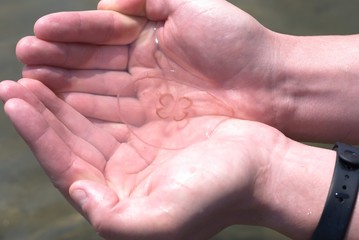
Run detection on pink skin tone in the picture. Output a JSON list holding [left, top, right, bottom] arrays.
[[2, 0, 359, 239]]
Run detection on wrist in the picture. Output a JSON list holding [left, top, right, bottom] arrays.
[[273, 33, 359, 143], [222, 28, 285, 126], [222, 128, 359, 239], [260, 141, 337, 239], [220, 121, 290, 227], [348, 195, 359, 239]]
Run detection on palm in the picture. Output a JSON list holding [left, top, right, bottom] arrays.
[[101, 0, 270, 84], [10, 3, 280, 238], [18, 2, 273, 123], [0, 79, 265, 239]]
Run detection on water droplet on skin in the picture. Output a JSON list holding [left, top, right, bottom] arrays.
[[154, 26, 159, 45]]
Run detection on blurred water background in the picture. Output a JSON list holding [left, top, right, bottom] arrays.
[[0, 0, 358, 239]]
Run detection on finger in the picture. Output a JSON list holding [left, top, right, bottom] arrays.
[[69, 180, 119, 234], [22, 66, 136, 97], [98, 0, 174, 21], [2, 78, 139, 140], [0, 80, 110, 170], [97, 0, 173, 21], [17, 36, 128, 70], [0, 80, 45, 111], [60, 92, 145, 126], [2, 97, 106, 191], [17, 79, 122, 161], [98, 0, 147, 17], [69, 179, 143, 239], [69, 179, 178, 239], [90, 118, 130, 143], [34, 10, 147, 45]]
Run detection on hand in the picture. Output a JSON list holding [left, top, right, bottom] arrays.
[[99, 0, 359, 145], [17, 1, 281, 128], [0, 79, 285, 239]]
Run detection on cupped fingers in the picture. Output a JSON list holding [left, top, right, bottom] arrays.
[[34, 10, 147, 45], [16, 36, 128, 70], [0, 80, 46, 111], [22, 66, 136, 97], [3, 98, 104, 184], [17, 78, 122, 161], [0, 81, 107, 189], [60, 92, 145, 126], [98, 0, 148, 17], [89, 118, 130, 143], [97, 0, 173, 21]]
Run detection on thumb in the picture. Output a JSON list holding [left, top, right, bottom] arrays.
[[97, 0, 174, 21], [69, 180, 119, 219], [98, 0, 147, 17]]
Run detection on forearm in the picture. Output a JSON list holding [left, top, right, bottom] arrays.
[[274, 33, 359, 144], [260, 141, 359, 239]]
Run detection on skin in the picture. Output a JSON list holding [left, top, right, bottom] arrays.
[[0, 78, 289, 239], [17, 3, 276, 127], [2, 0, 359, 238], [3, 78, 352, 239], [19, 0, 359, 144], [96, 0, 359, 144]]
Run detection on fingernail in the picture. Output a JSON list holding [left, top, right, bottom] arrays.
[[71, 189, 88, 207]]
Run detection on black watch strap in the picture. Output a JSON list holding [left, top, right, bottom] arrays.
[[312, 142, 359, 240]]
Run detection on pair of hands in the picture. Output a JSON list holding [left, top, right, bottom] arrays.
[[1, 0, 288, 239]]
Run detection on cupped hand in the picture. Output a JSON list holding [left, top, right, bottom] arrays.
[[0, 79, 283, 239], [17, 1, 281, 128], [97, 0, 276, 83]]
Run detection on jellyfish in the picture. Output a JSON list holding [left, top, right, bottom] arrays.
[[116, 23, 233, 153]]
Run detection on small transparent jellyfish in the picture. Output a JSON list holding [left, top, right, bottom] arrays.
[[156, 93, 193, 121], [116, 23, 232, 153]]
